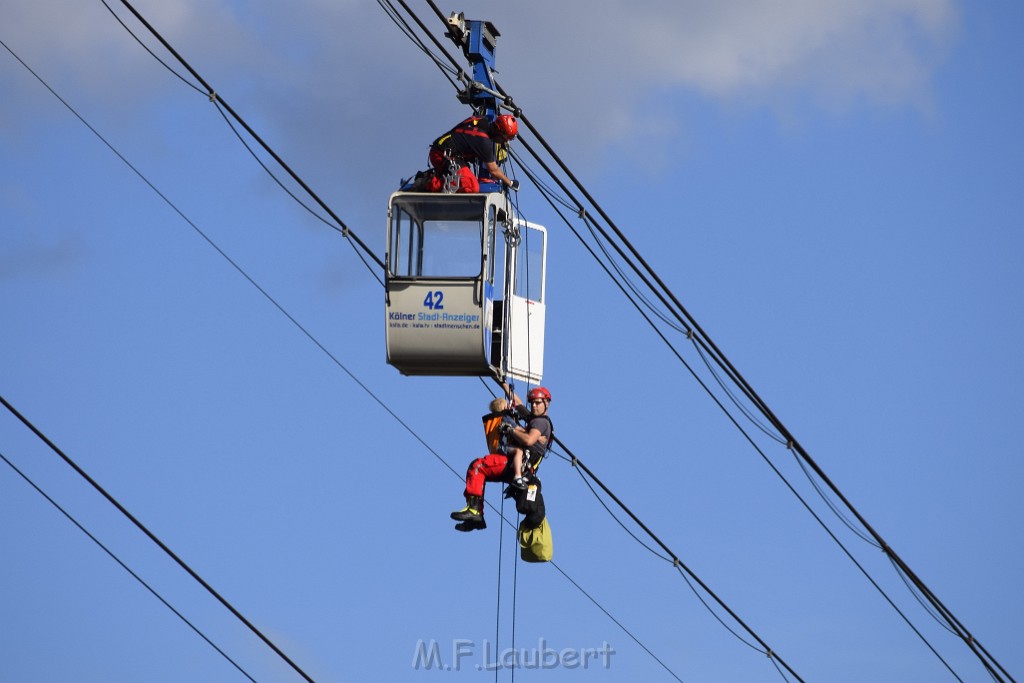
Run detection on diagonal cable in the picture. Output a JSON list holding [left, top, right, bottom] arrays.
[[111, 0, 384, 272], [0, 448, 260, 683], [0, 393, 320, 683]]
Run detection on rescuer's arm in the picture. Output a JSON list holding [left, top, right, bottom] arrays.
[[511, 424, 546, 448], [484, 160, 516, 188]]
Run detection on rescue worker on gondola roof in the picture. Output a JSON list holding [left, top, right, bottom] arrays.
[[428, 113, 520, 193]]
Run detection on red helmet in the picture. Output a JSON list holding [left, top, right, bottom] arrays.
[[527, 387, 551, 402], [492, 114, 518, 141]]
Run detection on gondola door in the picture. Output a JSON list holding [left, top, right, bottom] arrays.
[[503, 220, 546, 384]]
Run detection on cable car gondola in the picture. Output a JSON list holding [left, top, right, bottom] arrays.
[[385, 190, 546, 383]]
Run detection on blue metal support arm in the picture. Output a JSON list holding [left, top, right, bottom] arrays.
[[447, 13, 501, 118]]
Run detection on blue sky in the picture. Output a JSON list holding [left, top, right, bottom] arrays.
[[2, 1, 1022, 681]]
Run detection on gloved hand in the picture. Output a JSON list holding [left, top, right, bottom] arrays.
[[507, 179, 520, 192], [499, 421, 516, 435]]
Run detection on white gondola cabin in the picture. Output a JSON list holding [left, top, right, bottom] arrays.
[[385, 191, 546, 383]]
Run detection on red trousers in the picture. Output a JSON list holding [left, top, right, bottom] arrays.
[[428, 149, 480, 193], [464, 453, 511, 498]]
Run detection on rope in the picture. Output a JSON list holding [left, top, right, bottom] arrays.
[[511, 510, 520, 682], [494, 492, 505, 683]]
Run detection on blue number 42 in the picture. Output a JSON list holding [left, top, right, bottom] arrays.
[[423, 290, 445, 310]]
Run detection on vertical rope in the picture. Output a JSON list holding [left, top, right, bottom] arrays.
[[511, 512, 520, 682], [494, 493, 505, 683]]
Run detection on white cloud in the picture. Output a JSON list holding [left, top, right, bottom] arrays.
[[2, 0, 958, 188], [482, 0, 956, 156], [633, 0, 955, 95]]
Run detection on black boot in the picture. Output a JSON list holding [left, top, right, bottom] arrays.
[[450, 495, 483, 522], [454, 518, 487, 532]]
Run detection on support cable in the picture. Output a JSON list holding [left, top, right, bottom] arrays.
[[509, 152, 697, 349], [887, 554, 960, 636], [99, 0, 203, 95], [209, 101, 384, 287], [394, 0, 522, 121], [513, 125, 763, 414], [0, 394, 320, 683], [376, 0, 461, 90], [397, 0, 464, 68], [787, 446, 879, 547], [510, 149, 785, 445], [100, 0, 380, 283], [110, 0, 385, 272], [551, 432, 969, 682], [0, 449, 260, 683], [548, 433, 807, 682], [567, 460, 671, 563], [687, 334, 789, 445], [546, 560, 686, 683]]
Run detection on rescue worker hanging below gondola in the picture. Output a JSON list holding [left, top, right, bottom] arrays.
[[426, 114, 520, 193], [451, 385, 553, 531]]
